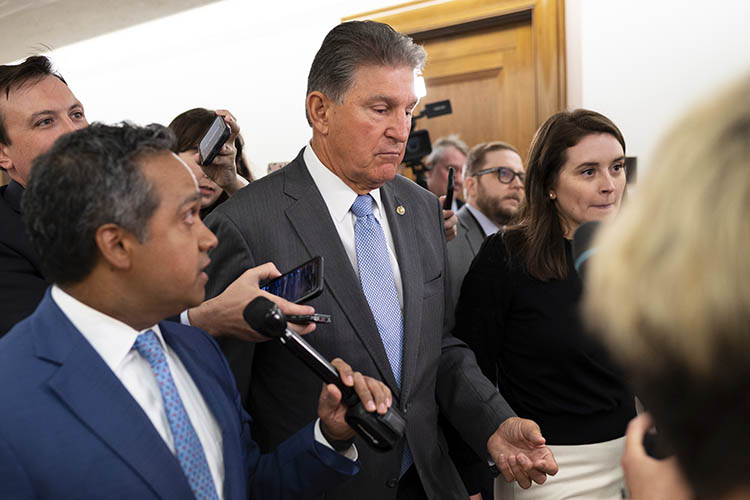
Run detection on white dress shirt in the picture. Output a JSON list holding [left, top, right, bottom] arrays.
[[51, 286, 226, 497], [53, 287, 357, 477], [466, 202, 501, 236], [303, 144, 404, 308]]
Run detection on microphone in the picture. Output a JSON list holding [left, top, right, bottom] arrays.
[[242, 296, 406, 451], [572, 221, 601, 276]]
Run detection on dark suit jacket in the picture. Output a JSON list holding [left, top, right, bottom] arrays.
[[0, 290, 358, 500], [204, 150, 513, 500], [446, 205, 487, 307], [0, 181, 48, 336]]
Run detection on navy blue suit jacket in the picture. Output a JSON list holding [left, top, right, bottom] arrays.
[[0, 290, 358, 499]]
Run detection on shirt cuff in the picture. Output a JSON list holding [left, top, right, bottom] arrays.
[[180, 309, 191, 326], [314, 419, 358, 461]]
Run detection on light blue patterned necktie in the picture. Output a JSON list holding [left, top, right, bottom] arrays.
[[133, 330, 219, 500], [351, 194, 412, 475]]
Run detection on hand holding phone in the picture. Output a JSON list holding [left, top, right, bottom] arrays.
[[443, 166, 455, 210], [260, 256, 324, 303], [198, 114, 231, 166]]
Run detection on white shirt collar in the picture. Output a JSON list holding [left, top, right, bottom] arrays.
[[303, 143, 386, 219], [50, 285, 163, 374], [466, 202, 502, 236]]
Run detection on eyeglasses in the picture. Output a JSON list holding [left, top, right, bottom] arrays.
[[473, 166, 525, 184]]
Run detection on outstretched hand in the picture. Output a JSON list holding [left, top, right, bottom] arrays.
[[487, 417, 558, 489]]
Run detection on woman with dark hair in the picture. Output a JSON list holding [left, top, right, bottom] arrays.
[[453, 109, 635, 499], [169, 108, 253, 218]]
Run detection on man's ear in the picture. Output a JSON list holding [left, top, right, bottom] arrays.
[[0, 143, 13, 173], [95, 223, 136, 272], [306, 91, 332, 135], [464, 174, 477, 201]]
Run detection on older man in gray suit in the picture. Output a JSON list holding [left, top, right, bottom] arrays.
[[204, 21, 556, 500], [447, 141, 525, 305]]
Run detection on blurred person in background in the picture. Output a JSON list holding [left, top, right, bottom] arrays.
[[424, 134, 468, 212], [454, 109, 635, 499], [584, 75, 750, 500], [169, 107, 253, 219]]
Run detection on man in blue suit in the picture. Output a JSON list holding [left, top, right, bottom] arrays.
[[0, 122, 393, 499]]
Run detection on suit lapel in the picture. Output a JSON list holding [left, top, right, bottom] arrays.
[[282, 156, 401, 393], [460, 207, 485, 254], [380, 182, 422, 403], [33, 293, 194, 500]]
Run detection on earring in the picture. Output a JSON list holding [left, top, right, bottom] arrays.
[[549, 192, 555, 200]]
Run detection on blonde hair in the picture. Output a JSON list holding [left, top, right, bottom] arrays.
[[584, 74, 750, 375]]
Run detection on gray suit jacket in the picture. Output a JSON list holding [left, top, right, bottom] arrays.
[[204, 150, 513, 500], [446, 205, 487, 307]]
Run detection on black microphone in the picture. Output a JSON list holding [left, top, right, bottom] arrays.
[[242, 296, 406, 451], [572, 221, 601, 276]]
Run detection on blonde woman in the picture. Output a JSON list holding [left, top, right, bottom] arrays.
[[584, 75, 750, 500]]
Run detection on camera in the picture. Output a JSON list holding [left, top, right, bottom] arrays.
[[403, 100, 453, 188]]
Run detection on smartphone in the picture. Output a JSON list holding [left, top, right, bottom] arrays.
[[198, 114, 231, 166], [261, 256, 324, 303], [286, 313, 332, 325], [443, 166, 455, 210]]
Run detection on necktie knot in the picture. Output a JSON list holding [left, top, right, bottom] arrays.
[[133, 329, 163, 366], [351, 194, 374, 218]]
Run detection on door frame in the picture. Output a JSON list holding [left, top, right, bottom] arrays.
[[343, 0, 566, 125]]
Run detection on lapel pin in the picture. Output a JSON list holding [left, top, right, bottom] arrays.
[[396, 205, 406, 215]]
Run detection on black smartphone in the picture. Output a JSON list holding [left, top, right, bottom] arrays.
[[286, 313, 332, 325], [261, 256, 324, 303], [198, 114, 231, 166], [443, 166, 455, 210]]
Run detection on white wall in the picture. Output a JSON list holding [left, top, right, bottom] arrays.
[[27, 0, 750, 179], [567, 0, 750, 174], [47, 0, 389, 179]]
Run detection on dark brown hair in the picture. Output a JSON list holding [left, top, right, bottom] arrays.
[[0, 56, 67, 145], [168, 108, 254, 216], [506, 109, 625, 281]]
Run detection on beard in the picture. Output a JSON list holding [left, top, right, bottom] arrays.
[[476, 186, 521, 227]]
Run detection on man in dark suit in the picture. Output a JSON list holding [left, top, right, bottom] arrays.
[[0, 56, 89, 334], [204, 21, 557, 500], [447, 141, 525, 304], [0, 122, 399, 499], [0, 56, 313, 338], [424, 134, 468, 212]]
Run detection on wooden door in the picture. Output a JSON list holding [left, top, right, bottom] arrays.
[[345, 0, 565, 165]]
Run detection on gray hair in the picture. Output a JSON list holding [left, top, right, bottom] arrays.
[[306, 20, 426, 124], [22, 122, 175, 285], [425, 134, 469, 168]]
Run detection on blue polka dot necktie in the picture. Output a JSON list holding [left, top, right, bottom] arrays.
[[351, 194, 412, 475], [133, 330, 219, 500]]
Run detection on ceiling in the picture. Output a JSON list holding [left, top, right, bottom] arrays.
[[0, 0, 222, 64]]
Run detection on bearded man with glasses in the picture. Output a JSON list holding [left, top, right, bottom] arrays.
[[446, 141, 525, 305]]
